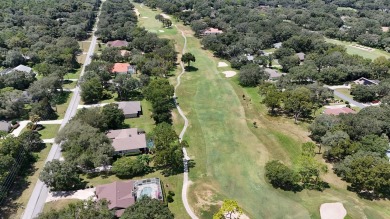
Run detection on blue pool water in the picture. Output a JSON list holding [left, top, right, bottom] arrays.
[[140, 187, 153, 197]]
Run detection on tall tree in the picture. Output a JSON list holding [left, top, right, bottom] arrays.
[[80, 77, 104, 104], [39, 160, 82, 191], [181, 52, 196, 67], [213, 200, 243, 219], [284, 87, 313, 124], [121, 197, 174, 219]]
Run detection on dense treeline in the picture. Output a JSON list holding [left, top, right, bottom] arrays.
[[308, 106, 390, 198], [0, 131, 44, 202], [0, 0, 100, 68], [0, 0, 101, 120]]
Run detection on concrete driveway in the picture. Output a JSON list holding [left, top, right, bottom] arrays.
[[46, 188, 95, 202]]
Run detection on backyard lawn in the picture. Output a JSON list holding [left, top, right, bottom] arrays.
[[7, 144, 52, 219], [124, 100, 155, 133], [137, 4, 390, 219]]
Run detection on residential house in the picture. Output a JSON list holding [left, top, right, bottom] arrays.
[[296, 52, 305, 62], [0, 121, 11, 132], [95, 178, 163, 217], [95, 181, 135, 217], [117, 101, 142, 118], [0, 64, 34, 76], [202, 28, 223, 35], [106, 128, 147, 155], [324, 107, 356, 116], [111, 63, 136, 74], [273, 42, 282, 49], [107, 40, 128, 48], [265, 68, 284, 80], [354, 77, 380, 86]]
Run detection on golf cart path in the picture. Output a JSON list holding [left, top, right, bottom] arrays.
[[174, 25, 198, 219]]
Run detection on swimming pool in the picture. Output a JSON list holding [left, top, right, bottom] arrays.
[[140, 186, 153, 197]]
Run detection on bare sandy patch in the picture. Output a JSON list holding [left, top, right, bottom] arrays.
[[382, 27, 389, 32], [218, 62, 228, 67], [161, 13, 171, 19], [222, 71, 237, 78], [351, 44, 374, 52], [320, 202, 347, 219], [133, 8, 140, 16], [159, 30, 165, 32], [141, 16, 148, 19]]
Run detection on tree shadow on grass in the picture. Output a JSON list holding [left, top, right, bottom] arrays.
[[184, 66, 198, 72]]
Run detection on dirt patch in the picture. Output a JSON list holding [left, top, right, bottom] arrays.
[[222, 71, 237, 78], [218, 62, 228, 67], [320, 202, 347, 219], [192, 183, 221, 212]]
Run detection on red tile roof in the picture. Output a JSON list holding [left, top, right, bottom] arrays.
[[95, 181, 135, 217], [111, 63, 130, 73], [107, 40, 128, 47], [324, 107, 356, 116]]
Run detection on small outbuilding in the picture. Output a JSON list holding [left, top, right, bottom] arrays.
[[296, 52, 305, 62]]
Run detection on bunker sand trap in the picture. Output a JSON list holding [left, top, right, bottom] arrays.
[[222, 71, 237, 78], [320, 202, 347, 219], [218, 62, 228, 67], [161, 13, 170, 19], [351, 44, 374, 52], [133, 8, 140, 16]]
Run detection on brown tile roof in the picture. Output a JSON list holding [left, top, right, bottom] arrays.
[[117, 101, 141, 116], [107, 40, 128, 47], [96, 181, 135, 217], [111, 63, 130, 73], [324, 107, 356, 116], [106, 128, 147, 152]]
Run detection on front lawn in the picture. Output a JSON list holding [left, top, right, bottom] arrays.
[[6, 144, 52, 219], [38, 124, 61, 139]]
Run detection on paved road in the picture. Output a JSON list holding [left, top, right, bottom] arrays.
[[21, 5, 101, 219], [333, 90, 366, 109], [174, 25, 199, 219]]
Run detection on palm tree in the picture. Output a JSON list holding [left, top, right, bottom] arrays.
[[29, 114, 41, 130]]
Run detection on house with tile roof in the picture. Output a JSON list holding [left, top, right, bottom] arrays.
[[107, 40, 128, 48], [106, 128, 147, 155]]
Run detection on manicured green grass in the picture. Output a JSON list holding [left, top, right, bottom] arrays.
[[62, 80, 77, 89], [38, 124, 61, 139], [56, 92, 73, 119], [124, 100, 155, 133], [335, 88, 353, 99], [337, 6, 357, 12], [325, 38, 390, 60], [7, 144, 52, 219], [136, 4, 390, 219], [64, 68, 81, 80]]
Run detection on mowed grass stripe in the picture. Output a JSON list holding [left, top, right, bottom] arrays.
[[178, 34, 310, 218]]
